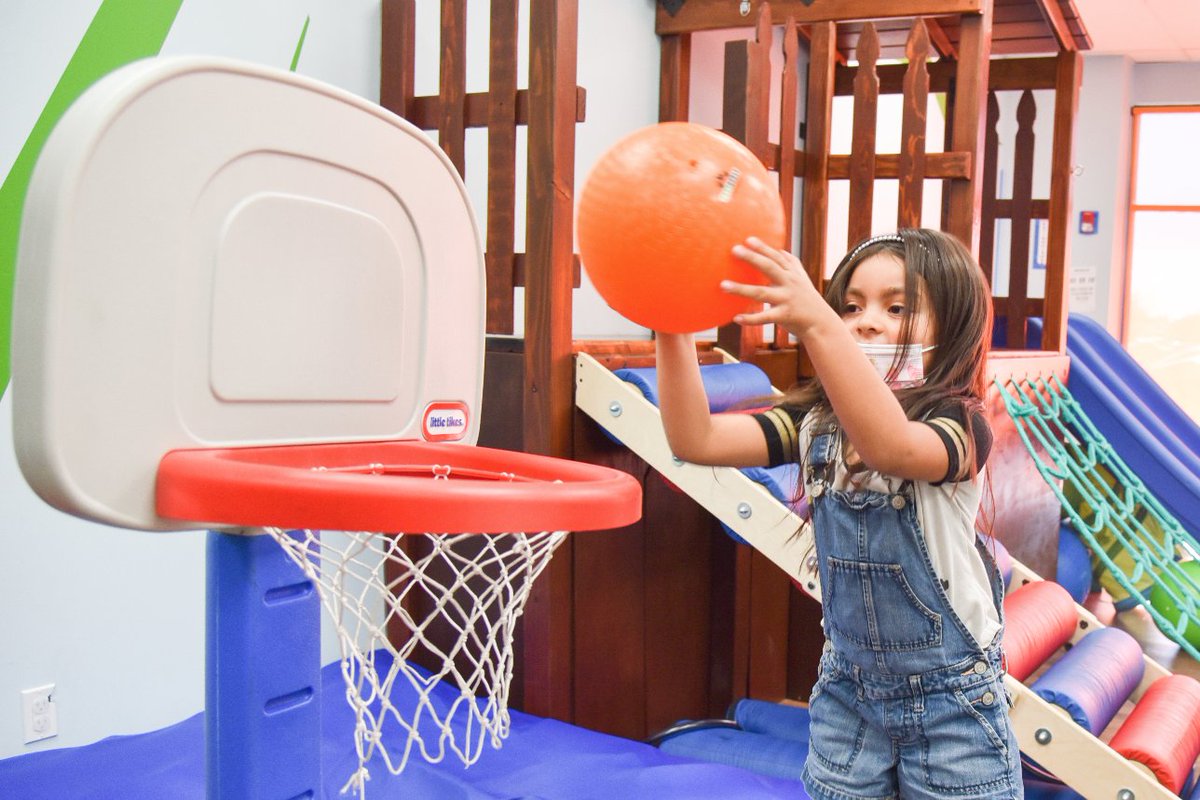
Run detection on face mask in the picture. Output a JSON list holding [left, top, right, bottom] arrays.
[[857, 342, 936, 389]]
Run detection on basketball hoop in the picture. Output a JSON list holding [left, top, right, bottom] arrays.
[[159, 440, 640, 795]]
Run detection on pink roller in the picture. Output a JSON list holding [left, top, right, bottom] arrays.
[[1002, 580, 1078, 682], [1109, 674, 1200, 793]]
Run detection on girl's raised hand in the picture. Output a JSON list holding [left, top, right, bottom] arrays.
[[721, 237, 827, 338]]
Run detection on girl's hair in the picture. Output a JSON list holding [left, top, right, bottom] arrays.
[[781, 227, 993, 427]]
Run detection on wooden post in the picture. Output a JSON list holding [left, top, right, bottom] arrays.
[[801, 21, 836, 294], [847, 22, 879, 247], [1006, 91, 1036, 349], [1040, 50, 1081, 353], [486, 1, 519, 334], [438, 0, 467, 176], [521, 0, 579, 722], [897, 20, 930, 229], [659, 33, 691, 122], [379, 0, 414, 119], [944, 5, 992, 254]]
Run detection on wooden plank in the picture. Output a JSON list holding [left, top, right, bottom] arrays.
[[898, 19, 930, 228], [1032, 0, 1077, 52], [718, 6, 772, 358], [943, 4, 992, 253], [1040, 50, 1081, 353], [1005, 90, 1037, 349], [801, 21, 836, 298], [925, 16, 957, 59], [979, 92, 1000, 284], [748, 548, 792, 701], [485, 0, 519, 335], [834, 56, 1056, 97], [847, 22, 879, 247], [992, 198, 1051, 219], [408, 86, 587, 130], [521, 0, 579, 722], [827, 151, 971, 179], [656, 0, 983, 35], [438, 0, 467, 175], [379, 0, 415, 119], [658, 33, 691, 122], [776, 19, 800, 350]]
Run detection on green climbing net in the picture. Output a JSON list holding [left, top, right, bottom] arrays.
[[995, 373, 1200, 661]]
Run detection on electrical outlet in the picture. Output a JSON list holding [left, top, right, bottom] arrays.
[[21, 684, 57, 744]]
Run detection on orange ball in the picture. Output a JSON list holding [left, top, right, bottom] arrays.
[[577, 122, 786, 334]]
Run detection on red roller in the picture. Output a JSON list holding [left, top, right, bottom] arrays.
[[1110, 674, 1200, 793], [1002, 580, 1078, 682]]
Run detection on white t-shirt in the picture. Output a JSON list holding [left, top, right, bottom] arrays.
[[754, 402, 1001, 649]]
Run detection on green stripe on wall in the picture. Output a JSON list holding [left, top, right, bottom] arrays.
[[0, 0, 184, 395]]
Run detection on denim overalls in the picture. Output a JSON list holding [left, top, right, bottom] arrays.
[[800, 428, 1023, 800]]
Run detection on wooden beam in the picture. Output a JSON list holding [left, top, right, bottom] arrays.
[[379, 0, 415, 119], [485, 0, 519, 334], [658, 33, 691, 121], [827, 151, 971, 179], [657, 0, 983, 35], [801, 21, 836, 295], [925, 16, 957, 59], [1032, 0, 1077, 52], [718, 4, 772, 357], [438, 0, 467, 175], [521, 0, 579, 723], [944, 3, 992, 253], [834, 55, 1057, 96], [898, 20, 931, 228], [847, 21, 880, 247], [407, 87, 587, 130], [1040, 49, 1082, 353]]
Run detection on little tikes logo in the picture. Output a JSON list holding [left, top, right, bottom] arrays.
[[422, 401, 469, 441]]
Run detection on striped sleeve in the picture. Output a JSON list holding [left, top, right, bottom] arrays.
[[751, 405, 805, 467], [924, 401, 992, 485]]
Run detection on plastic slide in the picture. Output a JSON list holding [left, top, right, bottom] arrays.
[[1028, 314, 1200, 546]]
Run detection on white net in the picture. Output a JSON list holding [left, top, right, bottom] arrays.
[[265, 511, 567, 796]]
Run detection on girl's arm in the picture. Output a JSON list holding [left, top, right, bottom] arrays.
[[724, 238, 950, 482], [654, 332, 771, 467]]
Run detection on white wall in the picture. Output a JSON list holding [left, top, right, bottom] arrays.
[[4, 0, 1193, 762], [1066, 55, 1200, 333], [0, 0, 661, 760]]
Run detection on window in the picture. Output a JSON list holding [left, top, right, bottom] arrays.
[[1126, 107, 1200, 423]]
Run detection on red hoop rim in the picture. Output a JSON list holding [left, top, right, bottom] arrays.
[[156, 440, 642, 533]]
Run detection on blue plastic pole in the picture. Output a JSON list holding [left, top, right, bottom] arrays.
[[206, 530, 323, 800]]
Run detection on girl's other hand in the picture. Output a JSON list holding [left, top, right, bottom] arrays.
[[722, 237, 827, 338]]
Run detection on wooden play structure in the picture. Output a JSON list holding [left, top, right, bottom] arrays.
[[378, 0, 1186, 778]]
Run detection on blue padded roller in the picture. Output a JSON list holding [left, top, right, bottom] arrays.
[[1031, 627, 1144, 735], [615, 362, 774, 413], [730, 699, 810, 745], [656, 725, 810, 782], [1056, 522, 1093, 603], [615, 362, 793, 546]]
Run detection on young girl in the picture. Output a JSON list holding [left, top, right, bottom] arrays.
[[655, 229, 1021, 799]]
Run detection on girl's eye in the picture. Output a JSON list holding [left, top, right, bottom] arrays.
[[842, 303, 861, 315], [888, 304, 906, 315]]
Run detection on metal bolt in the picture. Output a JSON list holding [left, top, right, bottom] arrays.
[[1034, 728, 1052, 745], [739, 0, 751, 16], [1117, 791, 1134, 800], [737, 502, 752, 519], [672, 456, 684, 466], [608, 401, 622, 417]]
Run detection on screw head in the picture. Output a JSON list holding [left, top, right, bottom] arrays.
[[1034, 728, 1052, 745], [608, 401, 623, 417], [737, 502, 752, 519], [739, 0, 751, 15], [1117, 791, 1134, 800]]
